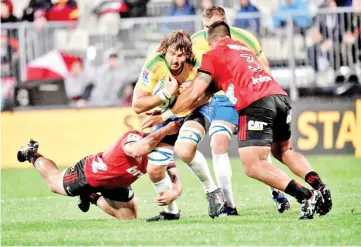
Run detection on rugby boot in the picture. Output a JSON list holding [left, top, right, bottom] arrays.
[[78, 193, 101, 212], [146, 211, 180, 222], [78, 193, 90, 212], [17, 139, 39, 162], [272, 190, 291, 213], [220, 202, 238, 216], [299, 190, 323, 220], [206, 188, 225, 219], [317, 185, 332, 216]]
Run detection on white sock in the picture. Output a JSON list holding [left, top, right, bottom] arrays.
[[152, 175, 179, 214], [212, 153, 235, 208], [187, 150, 218, 193], [267, 154, 280, 196]]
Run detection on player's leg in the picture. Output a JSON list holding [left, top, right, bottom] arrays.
[[174, 110, 224, 218], [237, 96, 322, 219], [271, 96, 332, 215], [146, 144, 180, 221], [209, 119, 238, 215], [17, 139, 67, 195], [95, 187, 138, 220]]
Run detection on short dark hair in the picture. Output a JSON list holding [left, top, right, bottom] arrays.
[[207, 20, 231, 40], [202, 6, 226, 20]]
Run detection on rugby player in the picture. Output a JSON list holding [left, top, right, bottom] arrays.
[[133, 30, 225, 220], [143, 21, 332, 220], [17, 121, 182, 220], [190, 6, 290, 215]]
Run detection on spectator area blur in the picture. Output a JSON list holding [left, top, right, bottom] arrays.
[[1, 0, 361, 111]]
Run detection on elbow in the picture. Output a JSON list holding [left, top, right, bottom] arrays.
[[132, 101, 144, 115]]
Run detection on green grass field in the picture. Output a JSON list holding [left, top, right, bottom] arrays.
[[1, 156, 361, 246]]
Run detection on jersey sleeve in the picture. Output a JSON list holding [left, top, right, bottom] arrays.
[[136, 55, 164, 93], [198, 52, 215, 77], [120, 131, 144, 149]]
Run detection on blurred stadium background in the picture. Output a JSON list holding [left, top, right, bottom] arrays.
[[1, 0, 361, 245]]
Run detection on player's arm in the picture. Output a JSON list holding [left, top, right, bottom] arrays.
[[132, 64, 178, 114], [156, 165, 182, 206], [123, 122, 180, 157], [167, 72, 211, 117], [167, 165, 182, 197]]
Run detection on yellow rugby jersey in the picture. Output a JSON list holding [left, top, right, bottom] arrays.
[[191, 26, 265, 61], [136, 53, 199, 117]]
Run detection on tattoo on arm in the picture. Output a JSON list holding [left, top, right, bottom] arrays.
[[197, 72, 212, 84]]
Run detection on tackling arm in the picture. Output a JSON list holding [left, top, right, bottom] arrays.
[[161, 72, 212, 120], [124, 122, 179, 157], [167, 166, 182, 197]]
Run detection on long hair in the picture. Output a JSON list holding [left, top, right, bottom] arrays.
[[157, 30, 194, 61]]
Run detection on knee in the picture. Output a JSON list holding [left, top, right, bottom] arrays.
[[243, 163, 259, 179], [147, 165, 166, 183], [48, 183, 57, 193], [210, 135, 229, 154], [271, 141, 292, 162], [174, 143, 195, 164]]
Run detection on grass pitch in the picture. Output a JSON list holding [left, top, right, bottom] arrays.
[[1, 156, 361, 246]]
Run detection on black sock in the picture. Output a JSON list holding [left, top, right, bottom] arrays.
[[29, 152, 43, 166], [285, 180, 312, 203], [305, 171, 325, 190], [89, 193, 101, 205]]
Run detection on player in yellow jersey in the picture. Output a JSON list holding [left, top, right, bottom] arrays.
[[132, 30, 225, 221], [191, 6, 290, 215]]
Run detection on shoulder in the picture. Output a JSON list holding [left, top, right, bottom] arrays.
[[143, 53, 166, 72], [191, 30, 206, 41], [122, 131, 144, 142], [230, 26, 262, 55]]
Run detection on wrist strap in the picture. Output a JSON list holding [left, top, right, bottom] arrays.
[[157, 89, 171, 101], [161, 110, 174, 121]]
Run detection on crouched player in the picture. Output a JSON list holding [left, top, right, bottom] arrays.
[[17, 122, 182, 220]]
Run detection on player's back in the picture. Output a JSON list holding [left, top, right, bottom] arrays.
[[84, 131, 148, 189], [201, 38, 287, 111]]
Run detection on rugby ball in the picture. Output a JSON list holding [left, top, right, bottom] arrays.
[[152, 79, 176, 109]]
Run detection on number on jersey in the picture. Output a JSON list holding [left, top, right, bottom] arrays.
[[92, 157, 107, 173], [225, 84, 237, 105]]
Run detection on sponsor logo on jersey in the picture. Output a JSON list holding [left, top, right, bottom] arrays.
[[248, 120, 268, 131], [126, 133, 141, 143], [141, 69, 150, 84], [126, 166, 144, 178], [251, 75, 272, 85]]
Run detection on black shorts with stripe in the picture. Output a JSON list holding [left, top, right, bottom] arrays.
[[237, 95, 292, 148], [63, 157, 134, 202]]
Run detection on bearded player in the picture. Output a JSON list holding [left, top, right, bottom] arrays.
[[133, 30, 224, 220], [144, 21, 332, 220], [16, 121, 182, 220], [190, 6, 290, 215]]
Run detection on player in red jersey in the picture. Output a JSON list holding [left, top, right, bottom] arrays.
[[143, 21, 332, 220], [17, 121, 182, 220]]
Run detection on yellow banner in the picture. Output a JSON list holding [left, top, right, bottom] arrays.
[[1, 107, 144, 168]]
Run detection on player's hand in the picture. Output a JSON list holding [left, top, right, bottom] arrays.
[[165, 76, 179, 96], [142, 114, 164, 130], [179, 80, 191, 94], [164, 121, 181, 135], [156, 190, 178, 206]]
